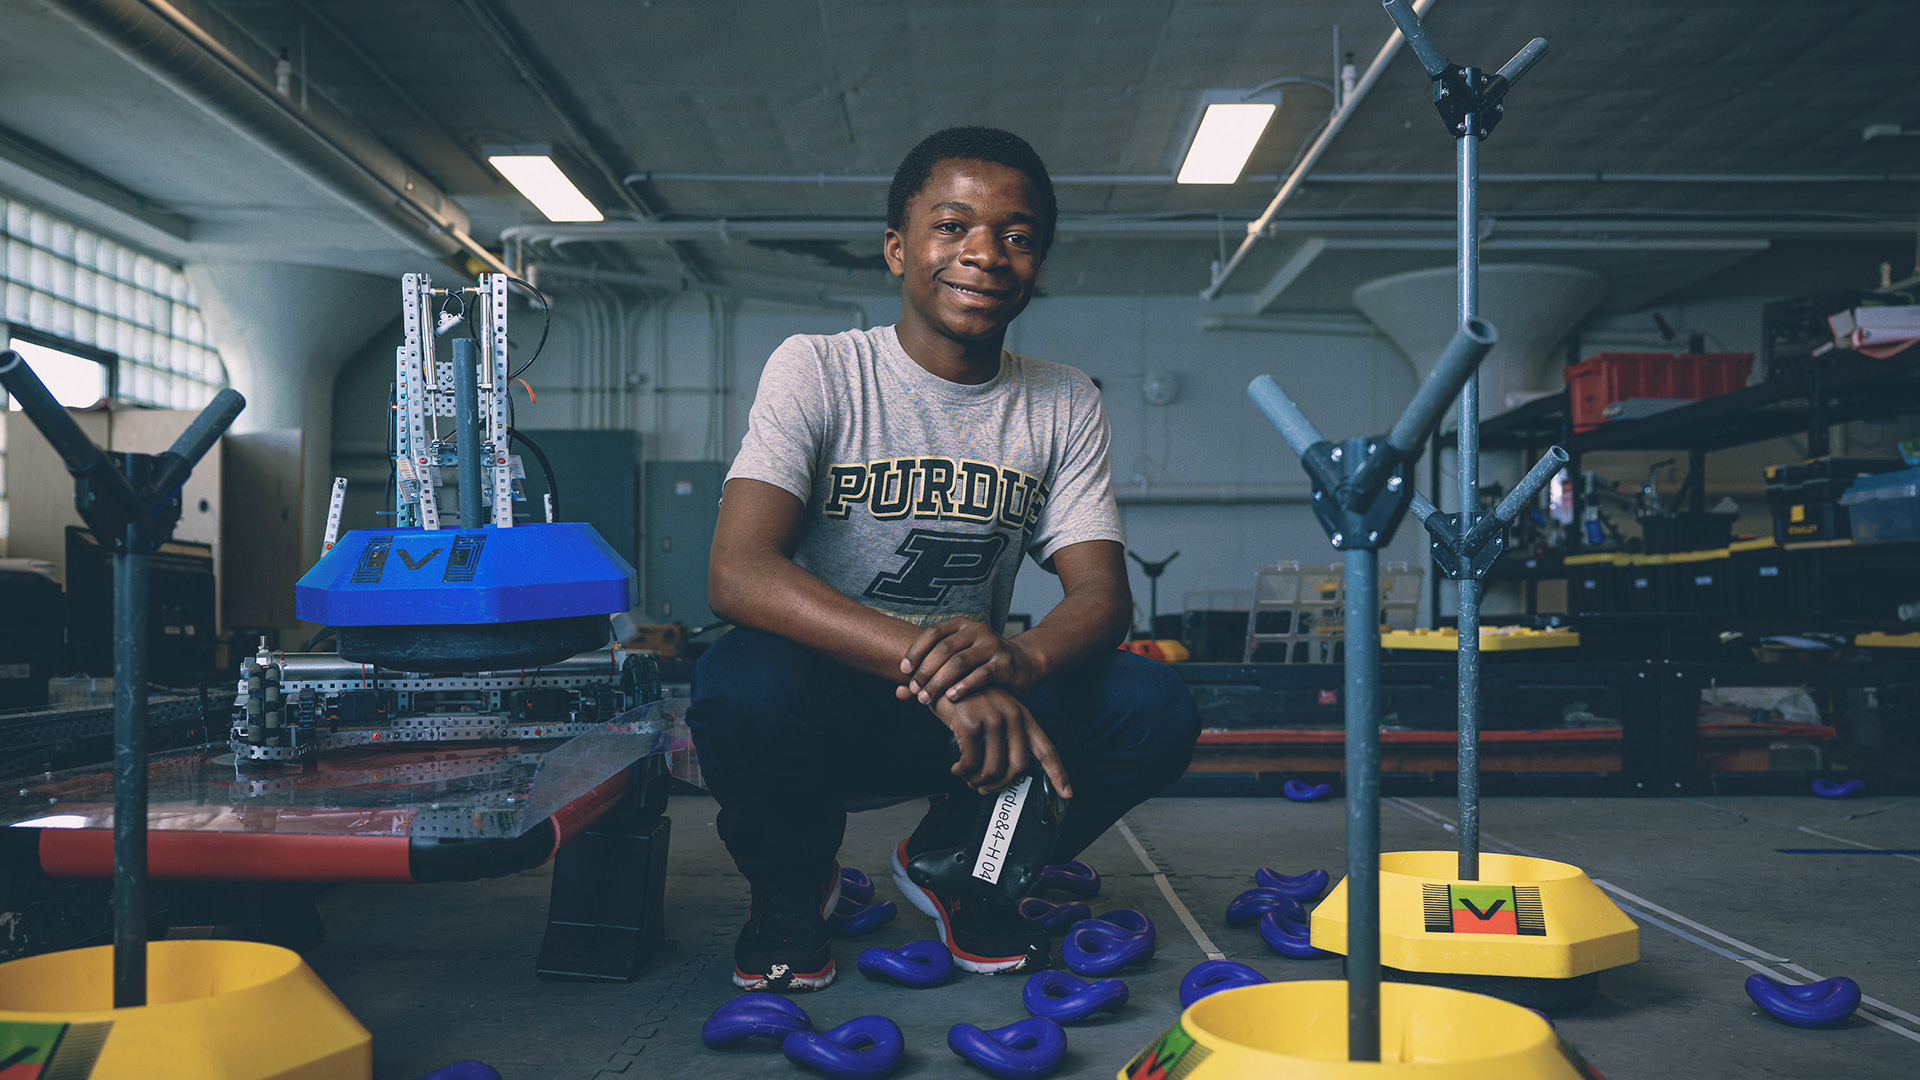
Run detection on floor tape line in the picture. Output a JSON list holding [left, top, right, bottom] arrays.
[[1606, 900, 1748, 963], [1796, 826, 1920, 866], [1589, 880, 1791, 963], [1115, 818, 1225, 961], [1774, 848, 1920, 855]]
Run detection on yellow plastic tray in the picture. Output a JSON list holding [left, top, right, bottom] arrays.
[[1381, 628, 1581, 652], [1856, 632, 1920, 649]]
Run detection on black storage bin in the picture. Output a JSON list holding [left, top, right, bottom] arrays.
[[1566, 557, 1618, 615], [1620, 558, 1667, 613], [1668, 554, 1733, 613], [65, 528, 217, 682], [0, 565, 63, 710], [1641, 512, 1736, 555], [1733, 545, 1802, 619], [1181, 610, 1249, 662]]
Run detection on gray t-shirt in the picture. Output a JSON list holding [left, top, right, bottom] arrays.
[[726, 324, 1123, 633]]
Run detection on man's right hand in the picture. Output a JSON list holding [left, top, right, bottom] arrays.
[[932, 686, 1073, 799]]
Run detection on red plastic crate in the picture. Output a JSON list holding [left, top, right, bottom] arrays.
[[1562, 352, 1753, 433]]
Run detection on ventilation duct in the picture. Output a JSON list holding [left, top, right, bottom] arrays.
[[1351, 264, 1607, 418]]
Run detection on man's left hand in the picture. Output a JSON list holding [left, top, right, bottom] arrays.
[[897, 617, 1040, 705]]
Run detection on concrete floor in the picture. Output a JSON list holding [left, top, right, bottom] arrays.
[[303, 793, 1920, 1079]]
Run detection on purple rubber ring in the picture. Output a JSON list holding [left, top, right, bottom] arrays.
[[1019, 896, 1092, 931], [1022, 969, 1129, 1023], [1745, 973, 1861, 1028], [839, 865, 876, 903], [827, 895, 897, 936], [855, 939, 954, 988], [1283, 779, 1333, 802], [947, 1017, 1068, 1079], [1259, 912, 1331, 959], [701, 993, 813, 1048], [782, 1015, 905, 1080], [1811, 778, 1865, 799], [1179, 959, 1268, 1006], [1073, 909, 1155, 948], [1037, 860, 1101, 899], [1225, 887, 1305, 926], [407, 1063, 503, 1080], [1254, 866, 1330, 901], [1062, 919, 1153, 976]]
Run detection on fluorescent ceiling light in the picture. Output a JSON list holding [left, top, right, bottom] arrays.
[[1178, 102, 1277, 184], [488, 155, 604, 222]]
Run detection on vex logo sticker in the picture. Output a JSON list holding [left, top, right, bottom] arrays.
[[1423, 883, 1546, 936], [395, 547, 443, 571]]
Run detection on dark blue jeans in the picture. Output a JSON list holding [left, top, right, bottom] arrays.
[[687, 628, 1200, 893]]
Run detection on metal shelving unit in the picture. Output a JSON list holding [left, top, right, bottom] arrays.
[[1430, 350, 1920, 630]]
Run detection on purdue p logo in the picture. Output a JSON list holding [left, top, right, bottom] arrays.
[[864, 530, 1008, 606]]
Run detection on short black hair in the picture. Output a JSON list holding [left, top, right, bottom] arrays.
[[886, 127, 1057, 255]]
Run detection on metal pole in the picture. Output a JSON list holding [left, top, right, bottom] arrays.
[[1456, 115, 1482, 881], [1344, 545, 1382, 1061], [452, 336, 484, 528], [112, 535, 149, 1007]]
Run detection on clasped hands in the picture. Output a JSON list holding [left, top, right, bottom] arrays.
[[896, 617, 1072, 799]]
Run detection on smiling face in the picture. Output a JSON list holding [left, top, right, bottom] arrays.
[[884, 157, 1046, 375]]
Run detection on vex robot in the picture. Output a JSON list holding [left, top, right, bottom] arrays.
[[232, 273, 650, 762]]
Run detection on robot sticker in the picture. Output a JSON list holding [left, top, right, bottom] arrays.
[[1423, 883, 1547, 935], [1123, 1021, 1211, 1080], [443, 533, 487, 582], [350, 535, 392, 584], [0, 1019, 110, 1079]]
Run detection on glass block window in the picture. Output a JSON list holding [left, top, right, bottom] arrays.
[[1, 196, 227, 409], [0, 195, 229, 544]]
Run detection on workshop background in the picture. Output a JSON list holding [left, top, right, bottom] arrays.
[[2, 0, 1916, 658], [2, 4, 1920, 1077]]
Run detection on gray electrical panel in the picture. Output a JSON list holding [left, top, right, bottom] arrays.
[[644, 460, 728, 626], [518, 429, 641, 570]]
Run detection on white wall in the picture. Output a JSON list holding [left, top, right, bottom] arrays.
[[336, 285, 1424, 631], [330, 280, 1877, 633]]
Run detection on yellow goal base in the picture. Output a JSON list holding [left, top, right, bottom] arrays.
[[0, 940, 370, 1079], [1312, 851, 1638, 995], [1120, 980, 1602, 1079]]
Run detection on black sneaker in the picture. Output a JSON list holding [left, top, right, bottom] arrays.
[[891, 837, 1050, 974], [731, 864, 840, 991]]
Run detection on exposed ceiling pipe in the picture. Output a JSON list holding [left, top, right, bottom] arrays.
[[627, 170, 1920, 187], [1200, 0, 1443, 300], [447, 0, 707, 282], [501, 215, 1911, 244], [1197, 314, 1378, 335], [1112, 483, 1312, 505], [531, 263, 868, 328], [41, 0, 505, 275]]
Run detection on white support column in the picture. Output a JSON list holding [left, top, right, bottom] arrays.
[[185, 260, 399, 572]]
